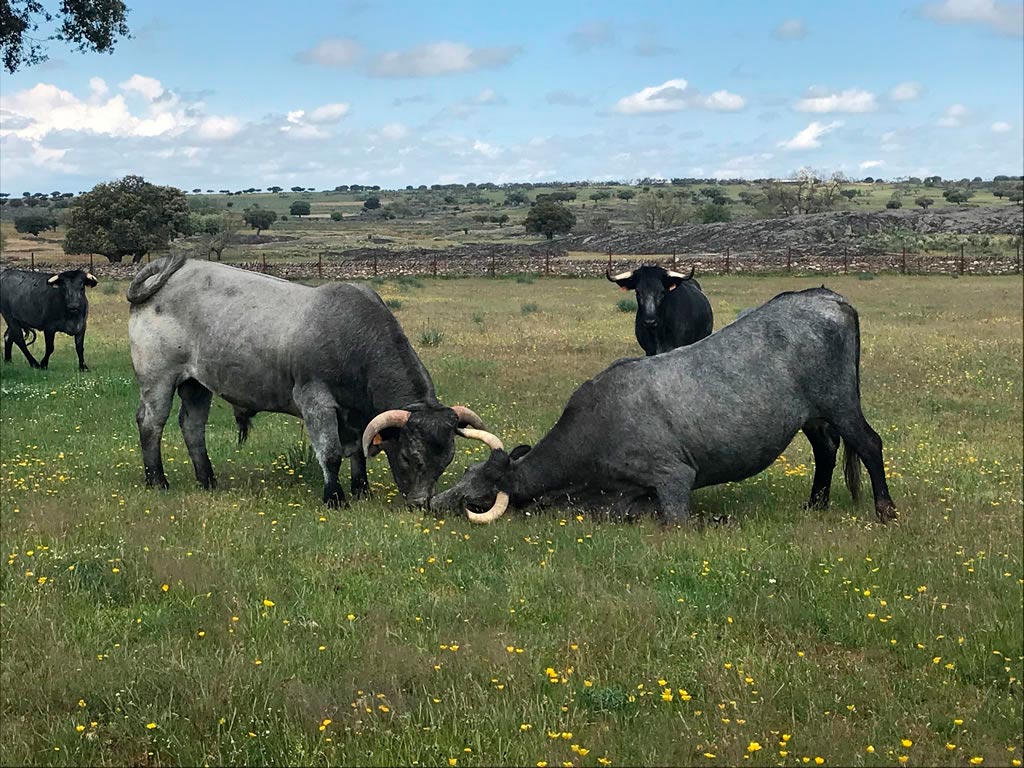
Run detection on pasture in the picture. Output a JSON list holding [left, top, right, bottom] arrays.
[[1, 274, 1021, 767]]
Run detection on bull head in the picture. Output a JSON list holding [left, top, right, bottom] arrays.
[[607, 265, 694, 327]]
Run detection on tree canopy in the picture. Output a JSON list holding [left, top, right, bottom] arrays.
[[524, 201, 576, 240], [1, 0, 131, 73], [63, 175, 191, 263], [243, 208, 277, 235], [289, 200, 311, 217]]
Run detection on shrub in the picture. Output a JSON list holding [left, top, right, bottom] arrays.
[[289, 200, 311, 217], [520, 302, 539, 316], [617, 297, 638, 312], [419, 327, 445, 347], [100, 282, 120, 295], [395, 275, 424, 291], [514, 273, 535, 284], [857, 272, 876, 281], [330, 211, 343, 222], [384, 298, 402, 310]]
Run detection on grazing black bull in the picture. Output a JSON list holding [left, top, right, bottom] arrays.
[[0, 268, 97, 370], [431, 287, 896, 525], [126, 254, 499, 507], [607, 265, 713, 355]]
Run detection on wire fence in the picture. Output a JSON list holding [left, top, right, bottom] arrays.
[[2, 241, 1021, 280]]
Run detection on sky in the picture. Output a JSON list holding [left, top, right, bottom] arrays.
[[0, 0, 1022, 192]]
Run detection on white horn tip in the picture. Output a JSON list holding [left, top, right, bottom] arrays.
[[466, 491, 510, 524]]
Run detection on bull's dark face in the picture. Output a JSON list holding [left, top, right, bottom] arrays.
[[373, 408, 459, 508], [430, 448, 516, 516], [611, 266, 685, 328], [49, 270, 97, 316]]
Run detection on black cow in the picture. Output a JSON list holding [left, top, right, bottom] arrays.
[[0, 268, 97, 370], [607, 265, 713, 355]]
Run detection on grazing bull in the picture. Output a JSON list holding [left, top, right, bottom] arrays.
[[126, 254, 499, 507], [431, 287, 896, 525], [0, 268, 97, 370], [607, 265, 713, 355]]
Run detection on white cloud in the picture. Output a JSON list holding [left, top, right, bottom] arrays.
[[0, 80, 196, 140], [471, 88, 503, 105], [779, 120, 843, 150], [774, 19, 807, 39], [119, 74, 164, 101], [297, 38, 363, 66], [889, 81, 923, 101], [860, 159, 884, 169], [195, 116, 242, 141], [794, 88, 878, 113], [920, 0, 1023, 37], [379, 122, 409, 141], [937, 103, 968, 127], [307, 103, 350, 124], [88, 77, 109, 99], [472, 139, 500, 158], [703, 90, 746, 111], [991, 121, 1012, 132], [370, 41, 520, 77], [613, 79, 744, 114]]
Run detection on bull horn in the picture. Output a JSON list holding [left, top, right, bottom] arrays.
[[466, 491, 510, 524], [451, 405, 486, 430], [457, 427, 504, 451], [47, 274, 59, 284], [361, 409, 411, 457], [86, 273, 97, 283], [606, 268, 634, 283], [665, 266, 694, 281]]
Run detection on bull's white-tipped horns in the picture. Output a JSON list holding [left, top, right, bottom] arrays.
[[86, 272, 97, 283], [466, 491, 510, 524], [606, 268, 634, 283], [47, 274, 59, 284], [361, 409, 411, 456], [457, 427, 504, 451], [451, 405, 486, 430], [666, 266, 695, 281]]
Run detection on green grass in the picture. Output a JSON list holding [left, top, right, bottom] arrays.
[[1, 276, 1022, 767]]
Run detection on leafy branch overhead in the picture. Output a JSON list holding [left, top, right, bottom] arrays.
[[0, 0, 131, 73]]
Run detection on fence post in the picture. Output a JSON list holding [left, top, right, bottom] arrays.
[[607, 252, 612, 275], [262, 254, 267, 273], [725, 246, 730, 275], [786, 246, 792, 274], [30, 251, 34, 270], [843, 246, 848, 275], [432, 252, 437, 278], [545, 251, 550, 276], [318, 252, 323, 279], [490, 253, 496, 278], [1017, 238, 1022, 274], [89, 253, 94, 272], [901, 246, 907, 275], [373, 253, 378, 277], [958, 243, 965, 275]]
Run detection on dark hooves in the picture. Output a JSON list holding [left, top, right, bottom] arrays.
[[875, 503, 898, 523]]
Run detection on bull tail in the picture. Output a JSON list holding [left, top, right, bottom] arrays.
[[235, 409, 255, 445], [843, 439, 862, 502], [24, 329, 36, 347], [126, 252, 187, 305]]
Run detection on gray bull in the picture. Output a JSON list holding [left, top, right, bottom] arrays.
[[127, 254, 498, 507], [431, 287, 896, 525]]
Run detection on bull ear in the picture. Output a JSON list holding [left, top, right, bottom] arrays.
[[47, 274, 60, 286], [509, 444, 532, 461]]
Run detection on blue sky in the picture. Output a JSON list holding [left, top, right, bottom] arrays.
[[0, 0, 1021, 191]]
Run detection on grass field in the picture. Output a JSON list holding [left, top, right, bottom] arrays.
[[1, 274, 1021, 767]]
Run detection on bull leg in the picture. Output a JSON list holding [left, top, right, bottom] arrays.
[[803, 419, 840, 509], [74, 330, 88, 371], [294, 384, 346, 508], [177, 379, 216, 489], [136, 377, 176, 489], [832, 412, 897, 522], [654, 464, 697, 526], [6, 324, 39, 368], [39, 330, 56, 369], [350, 451, 370, 499]]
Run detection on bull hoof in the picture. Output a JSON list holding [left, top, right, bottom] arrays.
[[39, 362, 49, 370], [323, 486, 347, 508], [28, 360, 41, 369], [875, 501, 898, 523], [79, 364, 89, 372]]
